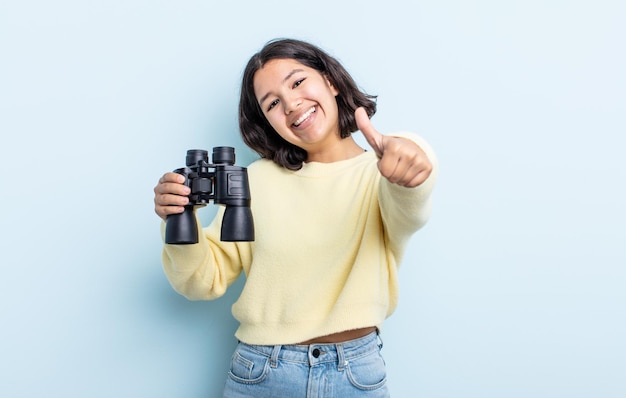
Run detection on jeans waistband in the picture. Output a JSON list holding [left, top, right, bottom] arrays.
[[237, 330, 382, 369]]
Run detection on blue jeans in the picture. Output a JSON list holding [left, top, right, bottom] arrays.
[[222, 331, 389, 397]]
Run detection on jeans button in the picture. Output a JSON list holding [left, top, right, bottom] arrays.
[[312, 348, 320, 358]]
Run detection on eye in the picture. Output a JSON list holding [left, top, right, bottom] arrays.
[[293, 78, 305, 88], [267, 99, 279, 112]]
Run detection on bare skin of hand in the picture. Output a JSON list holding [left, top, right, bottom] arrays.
[[355, 107, 432, 188], [153, 172, 190, 220]]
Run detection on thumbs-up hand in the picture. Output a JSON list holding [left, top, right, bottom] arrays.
[[355, 107, 432, 188]]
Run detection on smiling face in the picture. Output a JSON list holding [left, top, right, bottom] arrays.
[[253, 58, 341, 156]]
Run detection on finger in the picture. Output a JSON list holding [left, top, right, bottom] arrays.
[[154, 172, 190, 220], [154, 192, 189, 219], [155, 203, 187, 220], [161, 172, 186, 184], [403, 169, 431, 188], [155, 173, 189, 195], [155, 182, 190, 197], [377, 138, 433, 187], [383, 160, 421, 187], [376, 137, 410, 182], [155, 192, 190, 207], [377, 154, 402, 184], [355, 107, 384, 157]]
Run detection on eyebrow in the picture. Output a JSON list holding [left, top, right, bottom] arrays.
[[258, 68, 305, 106]]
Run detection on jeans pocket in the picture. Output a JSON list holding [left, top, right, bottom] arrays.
[[227, 344, 270, 385], [345, 350, 388, 391]]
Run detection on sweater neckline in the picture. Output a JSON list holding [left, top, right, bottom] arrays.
[[294, 151, 375, 178]]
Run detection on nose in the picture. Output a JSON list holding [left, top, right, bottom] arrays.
[[284, 95, 302, 114]]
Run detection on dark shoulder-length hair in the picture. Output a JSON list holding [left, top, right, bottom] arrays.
[[239, 38, 377, 170]]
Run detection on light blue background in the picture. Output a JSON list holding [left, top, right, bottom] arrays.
[[1, 1, 624, 397]]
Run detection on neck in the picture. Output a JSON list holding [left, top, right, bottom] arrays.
[[305, 137, 365, 163]]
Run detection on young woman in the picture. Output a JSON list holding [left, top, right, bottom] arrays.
[[153, 38, 437, 397]]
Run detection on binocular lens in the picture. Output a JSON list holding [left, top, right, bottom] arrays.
[[165, 207, 199, 244]]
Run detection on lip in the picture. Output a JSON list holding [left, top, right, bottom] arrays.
[[291, 106, 316, 128]]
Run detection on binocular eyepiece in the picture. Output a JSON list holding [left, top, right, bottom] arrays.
[[164, 147, 254, 244]]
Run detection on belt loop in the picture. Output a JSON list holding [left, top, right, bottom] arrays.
[[336, 344, 347, 371], [376, 329, 384, 350], [270, 345, 281, 368]]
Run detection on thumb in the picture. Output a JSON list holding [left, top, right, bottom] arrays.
[[355, 107, 383, 157]]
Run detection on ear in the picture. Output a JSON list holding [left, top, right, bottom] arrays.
[[324, 74, 340, 96]]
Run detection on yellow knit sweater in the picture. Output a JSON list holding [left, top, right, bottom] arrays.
[[162, 132, 437, 345]]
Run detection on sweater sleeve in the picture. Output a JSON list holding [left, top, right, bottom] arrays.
[[160, 208, 252, 300], [378, 132, 438, 259]]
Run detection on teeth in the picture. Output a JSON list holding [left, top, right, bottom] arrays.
[[294, 107, 316, 126]]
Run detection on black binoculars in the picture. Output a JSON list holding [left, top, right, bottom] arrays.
[[165, 147, 254, 244]]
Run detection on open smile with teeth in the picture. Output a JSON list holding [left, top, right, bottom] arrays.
[[293, 107, 316, 127]]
